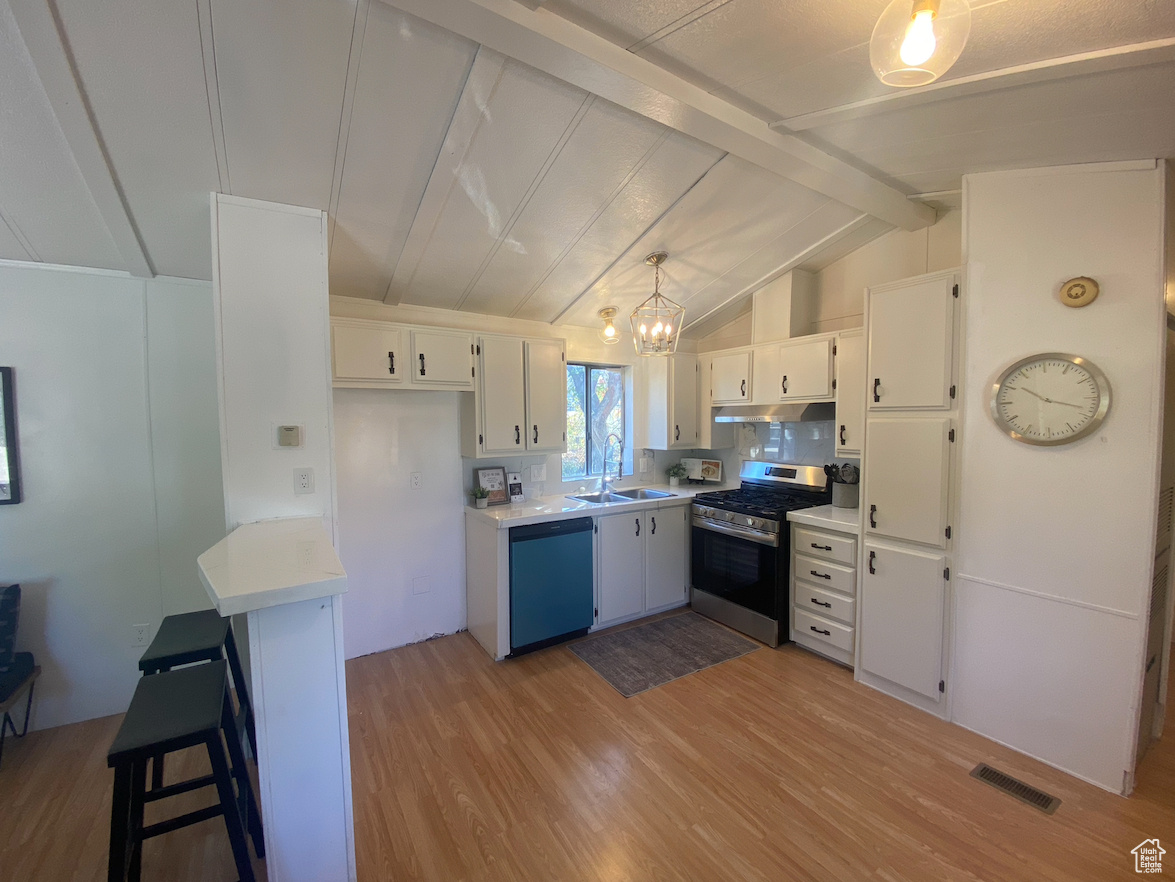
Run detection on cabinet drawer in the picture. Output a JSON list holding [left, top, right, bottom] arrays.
[[793, 527, 856, 565], [794, 608, 854, 654], [794, 554, 856, 596], [795, 584, 855, 626]]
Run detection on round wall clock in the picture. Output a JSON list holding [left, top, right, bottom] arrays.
[[989, 353, 1111, 446]]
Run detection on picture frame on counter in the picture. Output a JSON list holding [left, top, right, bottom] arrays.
[[474, 466, 509, 506]]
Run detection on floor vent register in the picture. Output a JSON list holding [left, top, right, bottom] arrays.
[[969, 763, 1061, 814]]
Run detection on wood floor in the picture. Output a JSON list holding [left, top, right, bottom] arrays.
[[2, 624, 1173, 880]]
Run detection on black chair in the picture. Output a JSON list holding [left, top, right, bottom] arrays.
[[0, 652, 40, 768], [138, 610, 257, 789], [107, 660, 264, 882]]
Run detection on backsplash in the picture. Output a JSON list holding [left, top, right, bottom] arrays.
[[746, 420, 836, 465]]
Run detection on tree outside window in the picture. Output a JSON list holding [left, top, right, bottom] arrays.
[[563, 364, 624, 480]]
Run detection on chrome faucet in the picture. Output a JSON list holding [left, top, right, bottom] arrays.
[[601, 433, 623, 493]]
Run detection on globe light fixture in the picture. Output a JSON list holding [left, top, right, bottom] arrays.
[[870, 0, 971, 88], [630, 252, 684, 357], [597, 306, 620, 345]]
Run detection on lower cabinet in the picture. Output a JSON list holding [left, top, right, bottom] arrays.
[[858, 541, 946, 701], [790, 524, 858, 666], [597, 504, 689, 627]]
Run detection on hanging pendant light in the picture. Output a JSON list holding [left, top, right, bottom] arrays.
[[870, 0, 971, 88], [630, 252, 684, 357], [597, 307, 620, 345]]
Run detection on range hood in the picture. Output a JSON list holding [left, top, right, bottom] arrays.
[[713, 402, 836, 423]]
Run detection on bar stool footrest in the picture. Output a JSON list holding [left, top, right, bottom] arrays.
[[141, 804, 223, 840], [144, 774, 216, 803]]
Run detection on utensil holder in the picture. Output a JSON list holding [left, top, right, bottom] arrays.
[[832, 482, 858, 509]]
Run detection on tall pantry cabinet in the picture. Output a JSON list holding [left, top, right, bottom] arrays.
[[858, 269, 961, 717]]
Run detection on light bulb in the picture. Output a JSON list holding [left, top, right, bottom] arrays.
[[653, 321, 663, 335], [900, 8, 936, 66], [604, 323, 615, 338], [664, 324, 672, 336], [639, 323, 647, 336]]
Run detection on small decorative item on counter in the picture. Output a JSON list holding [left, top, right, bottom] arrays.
[[825, 462, 860, 509], [665, 462, 688, 487], [471, 485, 491, 509]]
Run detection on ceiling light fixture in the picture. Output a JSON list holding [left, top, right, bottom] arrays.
[[870, 0, 971, 88], [597, 306, 620, 345], [630, 252, 684, 357]]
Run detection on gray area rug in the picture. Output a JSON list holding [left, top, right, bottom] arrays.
[[568, 612, 759, 697]]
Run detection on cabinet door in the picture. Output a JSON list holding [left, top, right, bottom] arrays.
[[331, 322, 402, 383], [711, 352, 750, 403], [778, 338, 832, 400], [867, 274, 954, 410], [863, 418, 951, 548], [411, 329, 474, 387], [645, 506, 688, 610], [524, 338, 566, 451], [478, 336, 526, 454], [598, 512, 645, 624], [835, 332, 865, 455], [670, 356, 698, 448], [696, 356, 734, 449], [859, 542, 945, 701]]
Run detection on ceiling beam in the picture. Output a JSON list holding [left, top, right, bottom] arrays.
[[327, 0, 372, 252], [378, 0, 935, 231], [8, 0, 154, 277], [775, 37, 1175, 133]]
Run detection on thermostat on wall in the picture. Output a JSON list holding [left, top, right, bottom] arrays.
[[275, 424, 304, 448]]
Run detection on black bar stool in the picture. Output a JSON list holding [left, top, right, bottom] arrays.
[[107, 660, 264, 882], [138, 610, 257, 789]]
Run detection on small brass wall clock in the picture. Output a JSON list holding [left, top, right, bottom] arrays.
[[989, 353, 1110, 445]]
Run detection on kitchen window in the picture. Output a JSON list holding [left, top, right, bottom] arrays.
[[563, 363, 625, 481]]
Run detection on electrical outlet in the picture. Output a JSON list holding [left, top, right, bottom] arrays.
[[530, 463, 547, 482], [132, 623, 150, 647], [410, 471, 422, 490], [294, 468, 314, 495], [297, 540, 315, 568]]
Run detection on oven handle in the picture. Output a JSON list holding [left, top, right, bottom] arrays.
[[692, 516, 779, 547]]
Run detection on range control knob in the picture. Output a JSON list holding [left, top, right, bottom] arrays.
[[745, 517, 754, 526]]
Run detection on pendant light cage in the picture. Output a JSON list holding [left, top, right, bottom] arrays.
[[630, 252, 685, 357], [870, 0, 971, 88]]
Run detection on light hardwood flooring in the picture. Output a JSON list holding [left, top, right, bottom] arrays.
[[2, 625, 1173, 880]]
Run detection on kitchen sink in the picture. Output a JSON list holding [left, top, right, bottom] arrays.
[[567, 492, 628, 504], [612, 488, 676, 500]]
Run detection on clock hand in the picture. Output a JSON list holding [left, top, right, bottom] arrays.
[[1050, 399, 1088, 409], [1018, 388, 1051, 403]]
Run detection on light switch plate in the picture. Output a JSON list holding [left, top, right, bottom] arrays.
[[274, 423, 304, 448], [530, 463, 547, 482]]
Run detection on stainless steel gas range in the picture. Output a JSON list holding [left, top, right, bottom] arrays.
[[690, 461, 832, 645]]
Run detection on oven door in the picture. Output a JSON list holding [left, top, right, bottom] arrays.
[[690, 518, 783, 620]]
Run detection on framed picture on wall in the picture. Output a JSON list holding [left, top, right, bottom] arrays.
[[0, 367, 22, 504], [474, 466, 508, 506]]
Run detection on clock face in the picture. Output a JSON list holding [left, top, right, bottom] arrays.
[[990, 354, 1111, 446]]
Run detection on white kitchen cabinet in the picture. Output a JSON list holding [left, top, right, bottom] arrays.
[[645, 505, 689, 610], [859, 541, 946, 702], [598, 511, 646, 624], [867, 272, 956, 410], [478, 336, 526, 454], [637, 355, 698, 449], [711, 351, 751, 404], [331, 320, 403, 385], [778, 337, 833, 401], [790, 523, 857, 667], [863, 418, 952, 548], [696, 356, 734, 450], [835, 331, 865, 456], [410, 328, 474, 388], [524, 338, 566, 452]]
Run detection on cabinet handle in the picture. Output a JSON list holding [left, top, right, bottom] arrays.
[[740, 379, 746, 397], [388, 351, 395, 375], [868, 550, 876, 574], [872, 377, 880, 402], [635, 518, 640, 537], [514, 425, 520, 445], [533, 425, 539, 444], [781, 375, 788, 394], [810, 569, 831, 580], [651, 516, 656, 535], [675, 425, 680, 442], [810, 626, 831, 636], [869, 504, 877, 528], [419, 353, 426, 376], [811, 542, 832, 551], [811, 598, 832, 608], [839, 424, 846, 446]]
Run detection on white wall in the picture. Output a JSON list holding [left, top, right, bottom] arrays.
[[0, 262, 223, 729], [954, 162, 1165, 792]]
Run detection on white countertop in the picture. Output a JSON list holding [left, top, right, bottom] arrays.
[[787, 503, 862, 534], [197, 516, 348, 616], [466, 482, 736, 529]]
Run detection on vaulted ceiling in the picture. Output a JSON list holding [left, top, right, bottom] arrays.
[[2, 0, 1174, 335]]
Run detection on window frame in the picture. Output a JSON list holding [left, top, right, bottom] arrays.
[[563, 361, 626, 482]]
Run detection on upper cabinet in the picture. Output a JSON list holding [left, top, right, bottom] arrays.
[[777, 336, 833, 401], [696, 355, 734, 450], [478, 336, 527, 454], [523, 338, 567, 452], [636, 355, 698, 450], [331, 318, 472, 390], [835, 331, 865, 456], [711, 351, 751, 404], [866, 273, 957, 410]]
